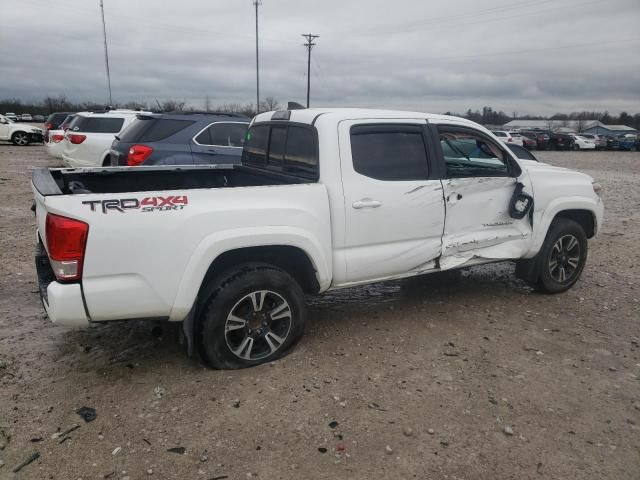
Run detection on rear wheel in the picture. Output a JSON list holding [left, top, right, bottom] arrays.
[[11, 131, 30, 146], [197, 263, 306, 369], [573, 143, 580, 151], [534, 218, 588, 293]]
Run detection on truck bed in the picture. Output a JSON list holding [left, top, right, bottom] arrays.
[[32, 164, 311, 196]]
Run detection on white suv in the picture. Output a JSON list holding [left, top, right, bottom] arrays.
[[62, 110, 149, 168]]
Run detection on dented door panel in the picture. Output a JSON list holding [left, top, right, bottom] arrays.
[[440, 175, 534, 269]]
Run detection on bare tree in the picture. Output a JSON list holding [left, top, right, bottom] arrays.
[[160, 100, 186, 112], [259, 96, 280, 112]]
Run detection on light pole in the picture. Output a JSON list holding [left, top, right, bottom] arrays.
[[99, 0, 113, 105], [253, 1, 261, 113]]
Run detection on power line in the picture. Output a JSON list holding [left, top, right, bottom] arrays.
[[302, 33, 319, 108], [99, 0, 112, 105]]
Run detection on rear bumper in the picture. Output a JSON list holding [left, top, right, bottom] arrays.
[[36, 238, 89, 327], [43, 282, 90, 327]]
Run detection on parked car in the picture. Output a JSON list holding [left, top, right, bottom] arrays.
[[520, 130, 550, 150], [46, 114, 77, 159], [110, 112, 249, 166], [5, 113, 18, 121], [549, 132, 575, 150], [506, 143, 538, 161], [45, 112, 74, 132], [617, 135, 637, 151], [0, 113, 44, 146], [578, 133, 606, 150], [62, 110, 149, 168], [20, 113, 33, 122], [521, 135, 536, 149], [33, 114, 45, 122], [570, 134, 596, 150], [491, 130, 521, 145], [32, 108, 604, 369]]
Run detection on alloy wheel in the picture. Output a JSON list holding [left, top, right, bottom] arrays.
[[224, 290, 292, 361], [14, 133, 29, 146], [548, 234, 581, 283]]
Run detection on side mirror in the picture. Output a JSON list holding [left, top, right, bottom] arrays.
[[509, 182, 534, 220]]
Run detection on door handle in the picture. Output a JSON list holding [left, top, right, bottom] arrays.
[[352, 199, 382, 209]]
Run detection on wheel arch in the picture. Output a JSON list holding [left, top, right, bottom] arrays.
[[553, 209, 596, 238], [168, 228, 331, 322]]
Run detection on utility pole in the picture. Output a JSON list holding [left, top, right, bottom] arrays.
[[301, 33, 319, 108], [253, 1, 261, 113], [99, 0, 113, 106]]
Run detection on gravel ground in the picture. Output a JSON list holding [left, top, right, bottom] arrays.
[[0, 145, 638, 479]]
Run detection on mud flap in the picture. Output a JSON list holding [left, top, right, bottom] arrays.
[[181, 304, 197, 357]]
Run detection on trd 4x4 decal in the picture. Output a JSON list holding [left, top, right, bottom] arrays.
[[82, 195, 189, 214]]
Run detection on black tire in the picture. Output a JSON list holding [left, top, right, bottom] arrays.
[[11, 131, 31, 146], [534, 218, 588, 294], [197, 263, 306, 369], [573, 143, 580, 151]]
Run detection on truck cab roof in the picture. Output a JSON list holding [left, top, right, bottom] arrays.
[[253, 108, 480, 128]]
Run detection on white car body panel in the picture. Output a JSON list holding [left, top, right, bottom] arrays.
[[45, 129, 67, 158], [0, 114, 43, 141], [32, 108, 604, 327], [572, 135, 596, 150], [62, 110, 148, 168]]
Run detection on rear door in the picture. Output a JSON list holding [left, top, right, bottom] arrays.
[[191, 122, 248, 164], [338, 119, 446, 284], [435, 124, 533, 269]]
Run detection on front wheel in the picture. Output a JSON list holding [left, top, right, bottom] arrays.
[[11, 131, 30, 146], [535, 218, 588, 293], [197, 263, 307, 369]]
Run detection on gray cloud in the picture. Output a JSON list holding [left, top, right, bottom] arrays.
[[1, 0, 639, 115]]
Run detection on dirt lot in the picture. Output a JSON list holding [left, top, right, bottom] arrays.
[[0, 145, 638, 479]]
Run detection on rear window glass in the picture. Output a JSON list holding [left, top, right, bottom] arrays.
[[120, 118, 194, 143], [284, 126, 317, 179], [242, 125, 270, 166], [242, 124, 318, 180], [70, 117, 125, 133]]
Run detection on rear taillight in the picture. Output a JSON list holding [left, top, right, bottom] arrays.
[[127, 144, 153, 166], [68, 133, 86, 144], [51, 134, 64, 143], [44, 122, 54, 131], [45, 213, 89, 282]]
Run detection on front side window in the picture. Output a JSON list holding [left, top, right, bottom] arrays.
[[439, 128, 509, 177], [350, 124, 428, 181]]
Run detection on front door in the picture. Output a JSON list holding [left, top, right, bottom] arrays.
[[338, 120, 446, 285], [435, 124, 533, 269]]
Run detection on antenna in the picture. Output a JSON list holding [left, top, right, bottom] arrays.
[[99, 0, 113, 105], [301, 33, 319, 108]]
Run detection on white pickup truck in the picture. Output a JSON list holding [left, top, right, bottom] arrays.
[[32, 108, 604, 369]]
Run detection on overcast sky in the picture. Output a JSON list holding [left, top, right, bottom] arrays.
[[1, 0, 639, 115]]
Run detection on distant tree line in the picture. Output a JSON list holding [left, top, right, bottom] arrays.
[[2, 96, 639, 130], [0, 95, 281, 118]]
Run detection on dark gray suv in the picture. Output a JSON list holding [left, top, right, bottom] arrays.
[[110, 112, 249, 166]]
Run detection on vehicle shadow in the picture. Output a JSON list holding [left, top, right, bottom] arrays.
[[51, 262, 531, 374]]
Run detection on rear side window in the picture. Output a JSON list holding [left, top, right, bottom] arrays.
[[350, 125, 428, 181], [196, 122, 248, 147], [242, 123, 318, 180], [70, 117, 124, 133], [284, 126, 317, 178]]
